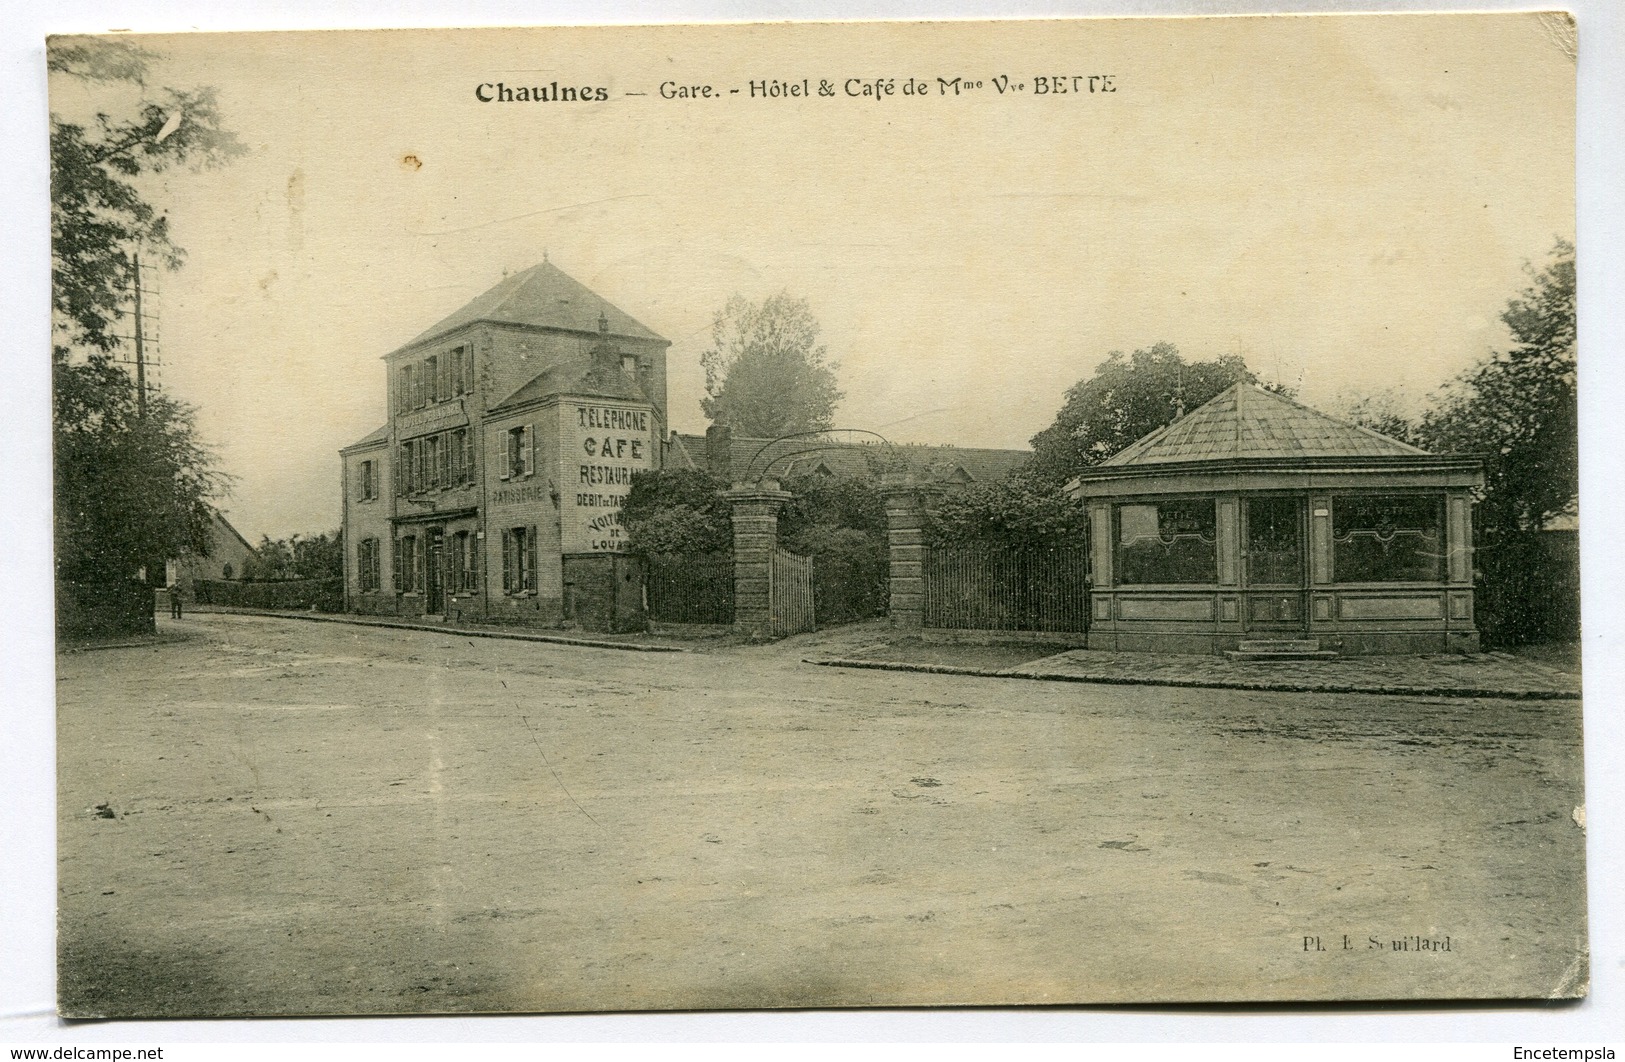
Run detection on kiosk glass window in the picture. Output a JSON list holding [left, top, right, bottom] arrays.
[[1332, 496, 1444, 583], [1115, 498, 1218, 585]]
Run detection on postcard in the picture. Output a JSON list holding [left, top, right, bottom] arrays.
[[48, 14, 1583, 1016]]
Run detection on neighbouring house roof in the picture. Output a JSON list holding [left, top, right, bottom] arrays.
[[342, 423, 390, 451], [208, 508, 256, 556], [391, 260, 667, 356], [1102, 384, 1432, 467], [489, 357, 647, 414], [670, 432, 1030, 486]]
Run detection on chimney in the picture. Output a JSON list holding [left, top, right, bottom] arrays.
[[705, 424, 733, 479]]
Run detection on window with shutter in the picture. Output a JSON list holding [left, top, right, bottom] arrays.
[[524, 525, 538, 592], [523, 425, 535, 477], [396, 444, 408, 495], [496, 430, 511, 481], [392, 537, 403, 591], [462, 430, 475, 485], [463, 345, 475, 395], [501, 529, 514, 593]]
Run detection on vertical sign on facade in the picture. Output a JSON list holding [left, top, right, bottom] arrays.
[[561, 401, 654, 553]]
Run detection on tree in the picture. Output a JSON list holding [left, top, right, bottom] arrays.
[[925, 344, 1276, 549], [50, 39, 243, 622], [1420, 240, 1577, 533], [1328, 388, 1421, 447], [622, 469, 733, 554], [1419, 239, 1577, 644], [53, 366, 225, 585], [924, 474, 1089, 550], [1025, 343, 1280, 487], [50, 39, 245, 352], [700, 292, 843, 437], [240, 531, 344, 582]]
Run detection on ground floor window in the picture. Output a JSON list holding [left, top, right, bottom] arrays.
[[1332, 495, 1444, 582], [357, 537, 381, 591], [454, 529, 478, 591], [502, 525, 538, 593], [1114, 498, 1218, 585], [395, 534, 419, 592]]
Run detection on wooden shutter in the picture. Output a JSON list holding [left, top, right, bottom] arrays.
[[523, 425, 535, 477], [525, 525, 538, 592], [500, 528, 513, 593], [392, 537, 402, 591], [461, 346, 474, 395], [462, 430, 475, 485]]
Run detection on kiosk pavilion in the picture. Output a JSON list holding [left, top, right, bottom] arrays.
[[1065, 384, 1485, 656]]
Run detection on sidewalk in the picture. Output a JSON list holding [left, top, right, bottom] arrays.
[[181, 605, 699, 652], [810, 638, 1582, 700]]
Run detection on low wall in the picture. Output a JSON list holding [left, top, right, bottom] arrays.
[[194, 578, 342, 612]]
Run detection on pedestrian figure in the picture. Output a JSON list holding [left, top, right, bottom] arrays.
[[168, 583, 183, 620]]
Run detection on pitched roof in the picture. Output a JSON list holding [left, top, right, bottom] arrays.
[[1103, 384, 1431, 467], [393, 260, 667, 355], [489, 359, 645, 413], [342, 423, 390, 451], [671, 433, 1030, 486], [208, 508, 256, 555]]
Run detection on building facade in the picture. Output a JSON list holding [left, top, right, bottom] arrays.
[[1067, 385, 1485, 655], [166, 507, 257, 597], [341, 261, 669, 630]]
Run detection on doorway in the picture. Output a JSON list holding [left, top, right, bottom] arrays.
[[1242, 496, 1306, 635], [425, 527, 445, 614]]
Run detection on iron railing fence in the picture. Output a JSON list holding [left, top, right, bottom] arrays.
[[923, 546, 1090, 633], [645, 553, 735, 625], [771, 548, 816, 635]]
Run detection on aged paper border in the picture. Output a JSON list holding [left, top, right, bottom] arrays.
[[3, 0, 1620, 1045]]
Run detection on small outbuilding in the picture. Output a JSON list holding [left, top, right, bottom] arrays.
[[1065, 384, 1484, 656]]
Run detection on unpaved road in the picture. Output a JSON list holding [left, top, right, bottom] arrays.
[[57, 614, 1588, 1016]]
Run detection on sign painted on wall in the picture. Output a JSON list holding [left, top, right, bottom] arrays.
[[560, 401, 654, 553]]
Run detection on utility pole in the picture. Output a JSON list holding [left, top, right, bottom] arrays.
[[132, 252, 148, 417]]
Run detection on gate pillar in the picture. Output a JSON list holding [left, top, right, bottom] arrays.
[[881, 474, 940, 629], [725, 480, 793, 639]]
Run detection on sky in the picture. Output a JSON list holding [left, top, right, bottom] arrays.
[[48, 14, 1574, 542]]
